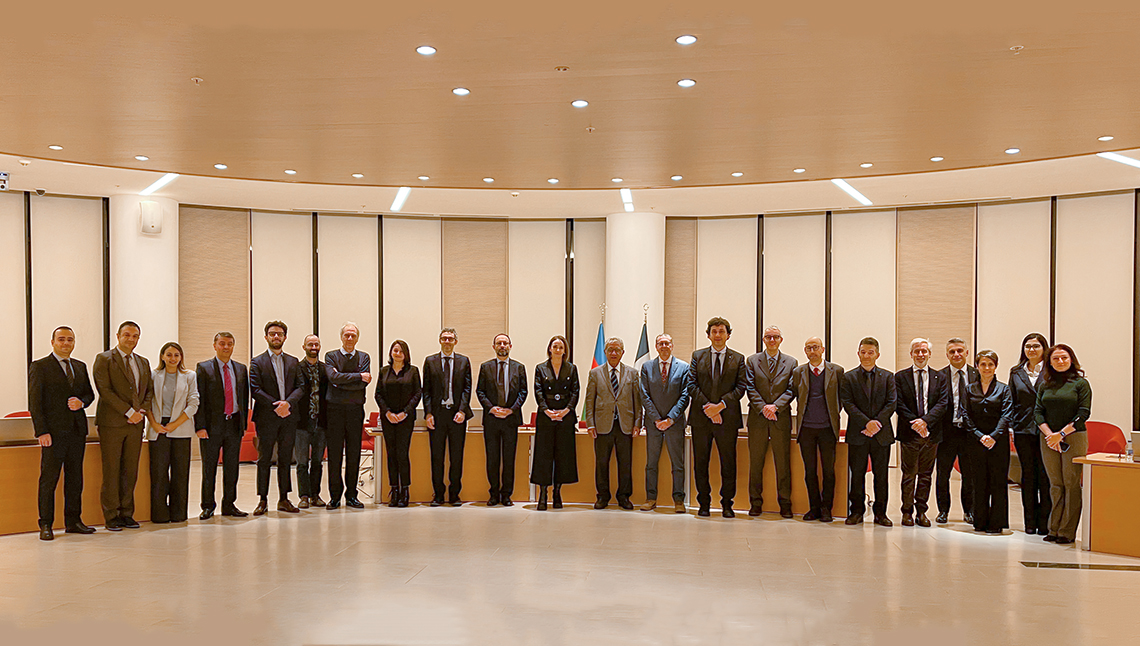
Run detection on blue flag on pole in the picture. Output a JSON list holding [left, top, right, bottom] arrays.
[[592, 321, 606, 369]]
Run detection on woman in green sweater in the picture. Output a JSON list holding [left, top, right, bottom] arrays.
[[1034, 343, 1092, 545]]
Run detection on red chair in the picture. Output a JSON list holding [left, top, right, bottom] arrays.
[[1086, 421, 1127, 455], [4, 411, 31, 418], [220, 411, 260, 464], [358, 414, 379, 498]]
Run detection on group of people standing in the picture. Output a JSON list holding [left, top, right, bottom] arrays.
[[30, 316, 1091, 547]]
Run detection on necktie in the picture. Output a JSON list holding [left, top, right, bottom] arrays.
[[661, 359, 669, 385], [126, 354, 139, 392], [444, 356, 453, 406], [712, 352, 722, 384], [64, 359, 75, 387], [956, 370, 967, 419], [223, 364, 235, 416], [768, 354, 776, 373], [497, 361, 508, 407], [916, 370, 926, 417], [610, 366, 620, 396], [862, 369, 873, 399]]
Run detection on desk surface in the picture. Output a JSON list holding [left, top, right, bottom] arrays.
[[1074, 453, 1139, 469]]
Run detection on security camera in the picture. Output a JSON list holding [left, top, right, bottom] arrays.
[[34, 188, 46, 197]]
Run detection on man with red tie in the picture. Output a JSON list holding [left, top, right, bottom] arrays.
[[194, 332, 250, 520]]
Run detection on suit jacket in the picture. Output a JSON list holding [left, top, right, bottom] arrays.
[[296, 358, 330, 427], [28, 354, 95, 438], [194, 358, 250, 435], [534, 360, 579, 427], [941, 364, 980, 436], [639, 356, 691, 428], [421, 353, 473, 418], [147, 369, 200, 439], [963, 379, 1014, 439], [839, 365, 897, 447], [744, 351, 797, 431], [790, 361, 844, 439], [476, 358, 528, 427], [584, 362, 643, 435], [250, 350, 305, 427], [894, 366, 950, 443], [93, 349, 154, 428], [689, 346, 747, 431], [1007, 364, 1042, 435]]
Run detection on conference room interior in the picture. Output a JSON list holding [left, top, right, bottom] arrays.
[[3, 3, 1140, 645]]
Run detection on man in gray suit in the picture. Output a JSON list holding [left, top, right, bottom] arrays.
[[585, 337, 643, 510], [638, 334, 691, 513], [745, 325, 797, 517], [791, 337, 844, 522]]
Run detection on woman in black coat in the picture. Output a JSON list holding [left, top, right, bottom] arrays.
[[1008, 333, 1051, 535], [530, 335, 580, 510], [963, 349, 1014, 534], [374, 340, 421, 508]]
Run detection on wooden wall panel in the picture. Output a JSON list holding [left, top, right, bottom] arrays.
[[442, 220, 509, 368], [178, 206, 251, 368], [0, 192, 28, 416], [664, 218, 697, 363]]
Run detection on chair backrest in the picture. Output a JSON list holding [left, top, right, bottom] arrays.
[[1086, 421, 1128, 455], [3, 411, 30, 418], [366, 411, 380, 427], [529, 411, 537, 426]]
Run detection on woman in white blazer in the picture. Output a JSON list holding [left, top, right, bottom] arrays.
[[146, 342, 200, 523]]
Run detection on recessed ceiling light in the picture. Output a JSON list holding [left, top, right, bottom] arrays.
[[670, 175, 683, 181], [676, 35, 697, 45], [677, 79, 696, 88], [418, 175, 430, 181], [930, 156, 944, 162], [416, 46, 436, 56], [571, 100, 589, 108], [452, 87, 470, 96], [134, 155, 149, 161], [731, 172, 744, 177], [547, 178, 559, 184], [483, 177, 494, 183], [793, 168, 806, 174], [352, 173, 364, 178], [284, 169, 297, 175], [611, 177, 623, 183], [860, 162, 873, 168], [214, 163, 228, 170], [1098, 135, 1114, 142], [48, 145, 63, 151], [1005, 147, 1020, 154]]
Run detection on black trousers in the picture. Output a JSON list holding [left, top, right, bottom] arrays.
[[1013, 433, 1051, 532], [798, 426, 837, 514], [429, 412, 467, 500], [200, 416, 242, 511], [691, 422, 738, 509], [326, 403, 365, 502], [968, 435, 1010, 532], [38, 431, 86, 526], [381, 418, 414, 488], [149, 432, 191, 522], [900, 435, 939, 515], [294, 419, 326, 498], [484, 419, 519, 499], [256, 418, 296, 499], [531, 418, 578, 486], [847, 441, 891, 517], [594, 420, 633, 503], [936, 426, 975, 516]]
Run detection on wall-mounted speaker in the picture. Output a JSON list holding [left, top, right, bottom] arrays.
[[140, 200, 162, 234]]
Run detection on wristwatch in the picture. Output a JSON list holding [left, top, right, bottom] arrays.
[[1059, 430, 1067, 439]]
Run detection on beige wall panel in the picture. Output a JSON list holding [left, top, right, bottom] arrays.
[[0, 192, 28, 415], [318, 214, 380, 413], [572, 220, 606, 415], [896, 205, 976, 371], [382, 217, 442, 372], [763, 213, 826, 366], [508, 220, 566, 419], [178, 206, 251, 368], [251, 211, 313, 354], [664, 218, 698, 363], [442, 220, 508, 370], [831, 210, 896, 373], [976, 200, 1051, 372], [31, 196, 104, 369], [696, 216, 758, 357], [1055, 193, 1134, 433]]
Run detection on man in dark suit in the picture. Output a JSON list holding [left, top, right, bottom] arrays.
[[689, 317, 747, 518], [839, 337, 897, 527], [745, 325, 797, 518], [295, 334, 329, 509], [194, 331, 250, 520], [475, 334, 527, 506], [895, 338, 949, 527], [638, 333, 690, 513], [422, 327, 473, 506], [790, 337, 844, 522], [324, 322, 372, 510], [30, 326, 97, 540], [92, 320, 154, 531], [935, 337, 980, 525], [250, 320, 305, 515]]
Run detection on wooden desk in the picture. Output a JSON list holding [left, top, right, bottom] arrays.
[[1073, 452, 1140, 557]]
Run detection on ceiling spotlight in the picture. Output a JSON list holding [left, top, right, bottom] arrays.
[[670, 175, 683, 181], [214, 163, 228, 170], [831, 178, 874, 206], [284, 169, 297, 175], [677, 79, 696, 88], [48, 145, 63, 151], [352, 173, 364, 178], [611, 177, 623, 183], [18, 159, 31, 166], [134, 155, 149, 161], [483, 177, 494, 183], [676, 35, 697, 45], [860, 162, 873, 168], [1098, 135, 1114, 142], [416, 46, 437, 56], [930, 156, 944, 162], [731, 172, 743, 177], [418, 175, 430, 181], [547, 178, 559, 184], [571, 100, 589, 108], [1005, 147, 1020, 154], [452, 87, 470, 96], [793, 168, 806, 174]]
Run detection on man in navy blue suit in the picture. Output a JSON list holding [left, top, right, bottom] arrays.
[[638, 334, 691, 513]]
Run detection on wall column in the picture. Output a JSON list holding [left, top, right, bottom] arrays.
[[605, 211, 665, 359], [109, 195, 179, 363]]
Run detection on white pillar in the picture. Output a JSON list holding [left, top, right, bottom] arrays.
[[109, 195, 179, 364], [604, 211, 665, 361]]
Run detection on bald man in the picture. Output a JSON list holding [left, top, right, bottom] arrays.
[[744, 325, 797, 517], [790, 337, 844, 522]]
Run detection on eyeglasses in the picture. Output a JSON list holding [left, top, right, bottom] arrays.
[[763, 335, 782, 341], [805, 345, 822, 351]]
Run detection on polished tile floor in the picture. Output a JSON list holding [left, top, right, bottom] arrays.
[[3, 465, 1138, 646]]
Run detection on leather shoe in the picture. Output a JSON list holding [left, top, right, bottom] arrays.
[[199, 509, 215, 520], [902, 513, 915, 527], [819, 510, 833, 523], [722, 508, 735, 518], [1043, 534, 1058, 542], [105, 517, 123, 531], [65, 522, 96, 534], [298, 496, 311, 510], [935, 512, 949, 524], [552, 486, 563, 509], [748, 506, 762, 517], [593, 500, 608, 510], [802, 510, 820, 522], [845, 514, 863, 525], [326, 500, 341, 510], [310, 495, 327, 508], [779, 507, 793, 519], [221, 506, 248, 517], [618, 498, 634, 510], [501, 498, 513, 507], [253, 499, 269, 516], [120, 516, 140, 529], [986, 529, 1003, 535], [640, 499, 657, 511], [277, 499, 300, 513], [429, 498, 443, 507], [874, 515, 893, 527], [1025, 527, 1037, 536], [346, 498, 365, 509], [1055, 536, 1073, 544], [447, 499, 461, 507], [964, 512, 975, 525], [916, 513, 931, 527], [674, 501, 686, 514], [697, 506, 710, 517], [39, 523, 54, 541], [486, 495, 499, 507]]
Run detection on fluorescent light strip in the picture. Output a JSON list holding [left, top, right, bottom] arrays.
[[390, 186, 411, 212], [620, 187, 634, 212], [139, 173, 179, 196], [830, 178, 873, 206], [1096, 151, 1140, 169]]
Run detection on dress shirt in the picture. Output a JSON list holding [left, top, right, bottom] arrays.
[[1024, 363, 1041, 386], [809, 362, 823, 377], [219, 360, 238, 415], [52, 352, 74, 382], [271, 350, 286, 399], [950, 366, 967, 423], [115, 346, 141, 419]]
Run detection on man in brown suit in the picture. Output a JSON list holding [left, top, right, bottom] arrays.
[[790, 337, 845, 522], [92, 321, 154, 531]]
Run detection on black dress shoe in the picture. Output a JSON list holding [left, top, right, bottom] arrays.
[[486, 495, 499, 507], [326, 500, 341, 510], [65, 522, 96, 534], [722, 508, 735, 518], [845, 514, 863, 525], [1025, 527, 1038, 536], [697, 507, 710, 517], [1043, 534, 1058, 542], [902, 513, 915, 527], [502, 498, 513, 507], [346, 498, 365, 509], [935, 512, 949, 524], [199, 509, 215, 520], [964, 512, 974, 525], [120, 516, 140, 529], [873, 515, 893, 527], [253, 499, 269, 516], [398, 488, 410, 508], [916, 514, 931, 528], [222, 507, 248, 517], [618, 499, 634, 510], [802, 510, 820, 522], [748, 506, 762, 517], [536, 488, 548, 511], [429, 498, 443, 507], [1055, 536, 1074, 544], [779, 508, 793, 519], [105, 517, 123, 531], [447, 499, 462, 507], [986, 529, 1003, 535], [387, 488, 399, 508], [552, 486, 564, 509], [39, 524, 54, 541], [593, 500, 608, 510], [819, 510, 834, 523]]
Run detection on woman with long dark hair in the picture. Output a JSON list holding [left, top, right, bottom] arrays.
[[146, 342, 199, 523], [1034, 344, 1092, 544], [531, 335, 580, 510], [374, 340, 421, 507], [1008, 333, 1051, 535], [962, 350, 1013, 534]]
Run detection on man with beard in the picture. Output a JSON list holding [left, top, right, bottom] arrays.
[[295, 335, 329, 508], [475, 334, 527, 506], [250, 320, 304, 515]]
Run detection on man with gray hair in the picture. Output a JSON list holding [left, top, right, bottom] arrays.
[[323, 322, 372, 510], [745, 325, 798, 518], [422, 327, 473, 506], [585, 337, 643, 510], [895, 338, 949, 527]]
